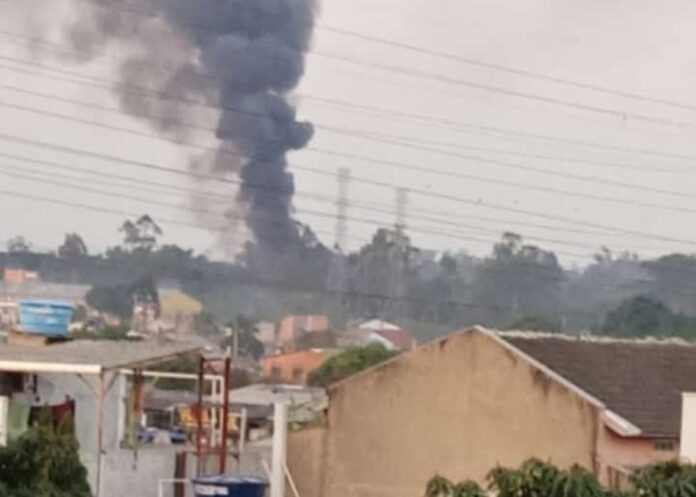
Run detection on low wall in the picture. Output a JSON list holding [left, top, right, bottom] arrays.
[[287, 426, 327, 497]]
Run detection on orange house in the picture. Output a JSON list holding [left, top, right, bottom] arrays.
[[261, 349, 328, 385]]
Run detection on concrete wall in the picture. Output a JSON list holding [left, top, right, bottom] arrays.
[[287, 427, 327, 497], [261, 350, 326, 384], [288, 330, 599, 497]]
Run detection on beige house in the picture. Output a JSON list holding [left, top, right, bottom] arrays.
[[288, 327, 696, 497]]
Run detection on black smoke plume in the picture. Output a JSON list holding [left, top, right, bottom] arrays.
[[50, 0, 317, 249]]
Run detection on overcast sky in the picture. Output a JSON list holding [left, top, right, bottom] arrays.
[[2, 0, 696, 267]]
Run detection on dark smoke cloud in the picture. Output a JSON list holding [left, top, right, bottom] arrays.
[[57, 0, 318, 249]]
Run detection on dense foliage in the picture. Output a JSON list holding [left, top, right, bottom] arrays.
[[8, 218, 696, 340], [427, 459, 696, 497], [601, 296, 696, 338], [307, 343, 398, 387], [0, 413, 90, 497]]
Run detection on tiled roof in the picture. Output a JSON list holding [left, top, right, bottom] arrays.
[[502, 332, 696, 437]]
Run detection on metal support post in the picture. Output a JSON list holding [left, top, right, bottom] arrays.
[[220, 356, 231, 473]]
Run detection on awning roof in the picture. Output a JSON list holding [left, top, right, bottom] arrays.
[[0, 340, 201, 375]]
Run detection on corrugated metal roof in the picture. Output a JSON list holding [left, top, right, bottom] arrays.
[[0, 339, 201, 374]]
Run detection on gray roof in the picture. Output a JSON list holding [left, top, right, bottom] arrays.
[[502, 332, 696, 438], [143, 389, 272, 418], [230, 384, 327, 408], [0, 339, 201, 375], [0, 282, 90, 303]]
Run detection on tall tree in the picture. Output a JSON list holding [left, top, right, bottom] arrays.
[[58, 233, 88, 259], [473, 233, 564, 325], [120, 215, 162, 251], [222, 315, 264, 360], [6, 236, 30, 253], [345, 227, 419, 319]]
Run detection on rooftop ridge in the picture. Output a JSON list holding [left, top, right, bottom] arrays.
[[497, 329, 696, 346]]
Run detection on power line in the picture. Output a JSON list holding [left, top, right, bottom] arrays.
[[1, 28, 687, 146], [2, 131, 694, 250], [45, 0, 696, 130], [3, 80, 696, 219], [1, 163, 567, 255], [3, 54, 695, 191], [3, 44, 696, 177], [4, 173, 696, 300], [317, 24, 696, 112], [1, 149, 665, 248], [297, 94, 696, 163], [6, 27, 696, 167]]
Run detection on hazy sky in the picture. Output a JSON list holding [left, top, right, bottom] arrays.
[[3, 0, 696, 267]]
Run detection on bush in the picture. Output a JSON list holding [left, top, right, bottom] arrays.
[[307, 343, 398, 387], [630, 461, 696, 497], [0, 411, 90, 497]]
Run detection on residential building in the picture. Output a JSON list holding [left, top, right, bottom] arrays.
[[261, 349, 328, 384], [0, 339, 201, 497], [278, 315, 330, 350], [158, 290, 203, 334], [338, 319, 417, 351], [288, 327, 696, 497], [132, 290, 203, 336], [257, 321, 278, 351], [0, 281, 90, 306], [2, 269, 39, 284]]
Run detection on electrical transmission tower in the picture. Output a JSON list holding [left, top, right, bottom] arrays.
[[335, 168, 350, 250], [395, 187, 409, 231]]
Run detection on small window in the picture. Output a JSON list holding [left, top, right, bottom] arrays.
[[271, 366, 282, 379], [654, 439, 675, 451], [291, 367, 303, 382]]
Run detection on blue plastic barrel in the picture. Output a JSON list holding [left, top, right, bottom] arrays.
[[19, 300, 74, 337], [192, 476, 268, 497]]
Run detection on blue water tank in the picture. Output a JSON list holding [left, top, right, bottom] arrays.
[[19, 300, 74, 337], [192, 476, 268, 497]]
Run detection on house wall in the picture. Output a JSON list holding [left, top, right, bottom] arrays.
[[261, 351, 326, 384], [288, 330, 599, 497], [37, 373, 190, 497], [596, 425, 677, 485], [279, 316, 330, 349]]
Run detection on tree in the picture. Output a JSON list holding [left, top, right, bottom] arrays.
[[601, 296, 675, 337], [344, 227, 419, 319], [307, 343, 398, 387], [222, 316, 264, 360], [630, 461, 696, 497], [487, 459, 603, 497], [473, 233, 564, 326], [120, 215, 163, 251], [7, 236, 30, 253], [425, 476, 485, 497], [58, 233, 88, 259], [85, 276, 159, 320]]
